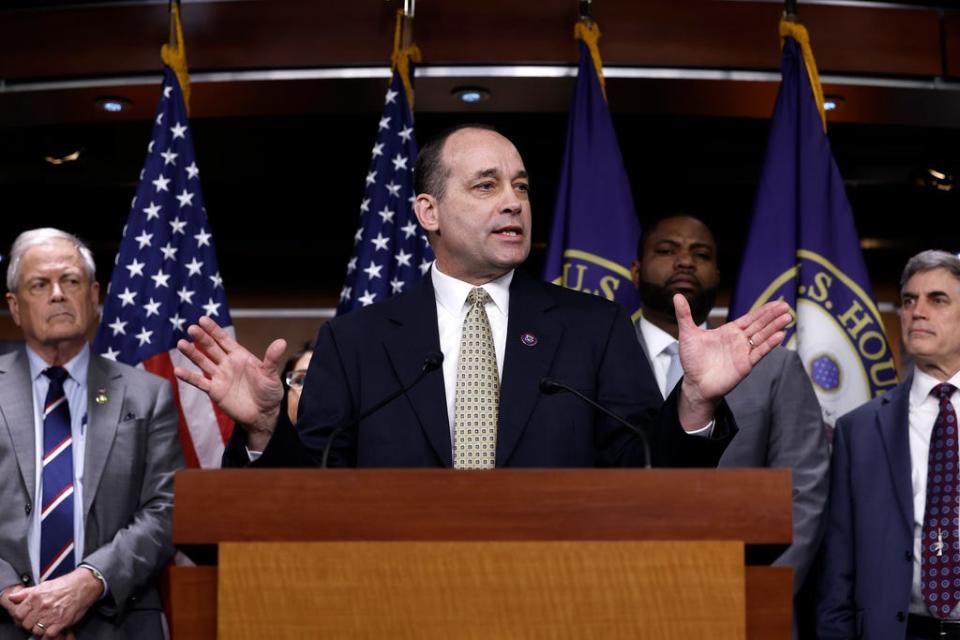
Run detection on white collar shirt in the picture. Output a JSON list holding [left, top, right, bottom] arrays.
[[25, 344, 90, 585], [909, 367, 960, 616], [431, 262, 513, 440]]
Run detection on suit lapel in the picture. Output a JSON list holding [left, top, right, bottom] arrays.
[[0, 350, 38, 505], [496, 271, 562, 466], [877, 377, 914, 531], [381, 276, 452, 467], [83, 355, 123, 519]]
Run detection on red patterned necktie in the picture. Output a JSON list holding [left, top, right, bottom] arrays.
[[922, 382, 960, 618]]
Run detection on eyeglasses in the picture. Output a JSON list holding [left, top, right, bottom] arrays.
[[285, 369, 308, 389]]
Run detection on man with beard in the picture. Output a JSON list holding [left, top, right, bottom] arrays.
[[630, 213, 829, 605]]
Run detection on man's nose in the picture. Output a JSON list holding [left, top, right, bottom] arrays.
[[501, 189, 522, 215], [907, 297, 930, 319]]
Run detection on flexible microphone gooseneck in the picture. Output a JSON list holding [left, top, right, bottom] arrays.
[[320, 351, 444, 468], [539, 377, 652, 469]]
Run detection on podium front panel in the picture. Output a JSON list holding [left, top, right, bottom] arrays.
[[218, 540, 746, 639]]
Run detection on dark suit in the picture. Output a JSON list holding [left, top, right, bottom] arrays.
[[0, 347, 183, 639], [227, 269, 734, 468], [816, 377, 915, 640], [636, 334, 829, 592]]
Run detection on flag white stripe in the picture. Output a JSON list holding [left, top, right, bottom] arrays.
[[169, 341, 230, 468]]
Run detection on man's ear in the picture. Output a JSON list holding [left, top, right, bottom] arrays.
[[90, 281, 101, 320], [414, 194, 439, 233], [630, 259, 642, 289], [5, 293, 20, 328]]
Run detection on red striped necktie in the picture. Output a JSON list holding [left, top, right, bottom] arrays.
[[39, 366, 75, 582]]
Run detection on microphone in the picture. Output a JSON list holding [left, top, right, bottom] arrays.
[[539, 377, 652, 469], [320, 351, 444, 468]]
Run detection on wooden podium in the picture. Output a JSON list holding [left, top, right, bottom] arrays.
[[169, 469, 793, 639]]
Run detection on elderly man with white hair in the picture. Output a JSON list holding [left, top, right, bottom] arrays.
[[0, 228, 183, 639]]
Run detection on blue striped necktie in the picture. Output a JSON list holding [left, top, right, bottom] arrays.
[[40, 366, 75, 582]]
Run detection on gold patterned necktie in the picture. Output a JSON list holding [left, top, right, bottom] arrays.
[[453, 287, 499, 469]]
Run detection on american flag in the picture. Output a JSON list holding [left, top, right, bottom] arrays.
[[93, 67, 233, 468], [337, 69, 434, 314]]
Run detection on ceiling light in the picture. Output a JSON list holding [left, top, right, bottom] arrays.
[[822, 95, 844, 112], [96, 96, 131, 113], [44, 150, 81, 165], [916, 166, 954, 192], [452, 87, 490, 104]]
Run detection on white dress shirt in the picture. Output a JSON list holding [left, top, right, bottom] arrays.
[[431, 263, 512, 440], [247, 264, 514, 460], [26, 345, 89, 585], [637, 316, 713, 436], [909, 368, 960, 616], [638, 317, 682, 399]]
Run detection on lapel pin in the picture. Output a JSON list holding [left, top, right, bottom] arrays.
[[520, 332, 538, 347], [95, 389, 108, 405]]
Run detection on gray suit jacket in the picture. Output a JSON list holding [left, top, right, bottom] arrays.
[[637, 330, 830, 592], [0, 347, 183, 639]]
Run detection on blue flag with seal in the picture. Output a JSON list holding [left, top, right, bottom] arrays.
[[729, 19, 898, 430], [543, 21, 642, 316]]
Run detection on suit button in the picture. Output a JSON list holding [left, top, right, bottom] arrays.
[[24, 502, 31, 515], [19, 573, 30, 585], [129, 595, 137, 603], [905, 551, 913, 561], [896, 611, 905, 622]]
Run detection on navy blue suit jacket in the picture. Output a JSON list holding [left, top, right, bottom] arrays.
[[817, 377, 915, 639], [227, 269, 733, 468]]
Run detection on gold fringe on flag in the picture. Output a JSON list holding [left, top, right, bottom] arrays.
[[161, 2, 191, 114], [391, 9, 422, 110], [574, 20, 606, 102], [780, 18, 827, 132]]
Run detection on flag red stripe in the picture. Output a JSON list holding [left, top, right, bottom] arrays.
[[143, 352, 200, 468]]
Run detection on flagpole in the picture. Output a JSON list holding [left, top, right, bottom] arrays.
[[402, 0, 414, 47], [579, 0, 592, 26], [784, 0, 797, 21], [168, 0, 178, 46], [162, 0, 191, 114]]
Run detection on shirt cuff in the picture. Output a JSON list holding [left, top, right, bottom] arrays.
[[684, 420, 715, 438], [79, 563, 109, 601]]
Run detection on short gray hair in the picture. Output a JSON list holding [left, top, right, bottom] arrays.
[[6, 228, 96, 292], [900, 249, 960, 291]]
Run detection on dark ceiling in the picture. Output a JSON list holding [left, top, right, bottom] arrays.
[[4, 0, 960, 305]]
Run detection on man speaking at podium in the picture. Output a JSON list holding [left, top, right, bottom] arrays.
[[175, 125, 791, 469]]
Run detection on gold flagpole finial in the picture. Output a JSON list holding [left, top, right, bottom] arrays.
[[779, 18, 827, 132], [391, 8, 421, 110], [575, 18, 606, 102], [161, 0, 191, 114]]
